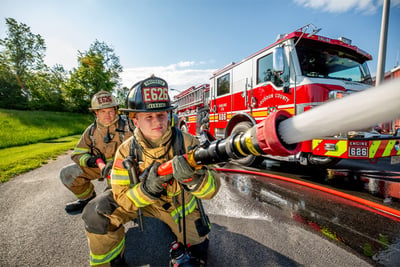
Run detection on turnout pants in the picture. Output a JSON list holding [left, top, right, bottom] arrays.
[[82, 190, 207, 266], [59, 163, 101, 200]]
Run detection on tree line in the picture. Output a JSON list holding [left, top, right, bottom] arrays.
[[0, 18, 129, 113]]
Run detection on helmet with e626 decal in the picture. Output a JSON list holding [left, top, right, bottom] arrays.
[[120, 75, 176, 113], [89, 90, 118, 111]]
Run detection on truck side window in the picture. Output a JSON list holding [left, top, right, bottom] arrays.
[[217, 73, 230, 96], [257, 54, 283, 87]]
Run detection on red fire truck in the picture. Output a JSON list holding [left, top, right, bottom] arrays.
[[173, 84, 210, 135], [173, 24, 400, 166]]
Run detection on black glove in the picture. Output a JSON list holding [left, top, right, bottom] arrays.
[[86, 154, 102, 168], [172, 155, 206, 188], [101, 160, 113, 178], [141, 162, 173, 199]]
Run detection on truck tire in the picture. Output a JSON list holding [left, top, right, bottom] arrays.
[[230, 121, 261, 167]]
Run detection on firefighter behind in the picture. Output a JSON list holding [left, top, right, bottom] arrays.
[[81, 76, 221, 266], [59, 90, 133, 215]]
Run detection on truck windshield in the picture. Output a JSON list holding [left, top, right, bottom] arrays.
[[295, 39, 372, 85]]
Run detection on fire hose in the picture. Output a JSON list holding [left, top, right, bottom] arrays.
[[158, 78, 400, 175]]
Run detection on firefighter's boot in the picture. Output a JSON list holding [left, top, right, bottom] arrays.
[[110, 254, 128, 267], [65, 192, 96, 215], [110, 248, 127, 267], [188, 238, 209, 266]]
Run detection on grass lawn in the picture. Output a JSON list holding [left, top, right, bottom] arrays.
[[0, 135, 80, 183], [0, 108, 92, 148], [0, 109, 92, 183]]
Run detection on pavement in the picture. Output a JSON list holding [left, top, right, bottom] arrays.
[[0, 152, 375, 267]]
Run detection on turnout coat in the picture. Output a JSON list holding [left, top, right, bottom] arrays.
[[83, 126, 220, 266]]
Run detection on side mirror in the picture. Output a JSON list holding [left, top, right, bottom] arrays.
[[273, 46, 284, 73]]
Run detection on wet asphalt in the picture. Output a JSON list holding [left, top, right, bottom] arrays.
[[1, 153, 398, 266]]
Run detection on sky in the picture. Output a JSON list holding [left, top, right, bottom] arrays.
[[1, 0, 399, 96]]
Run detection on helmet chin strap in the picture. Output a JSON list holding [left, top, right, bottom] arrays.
[[98, 115, 119, 128], [169, 111, 174, 127], [104, 127, 112, 143]]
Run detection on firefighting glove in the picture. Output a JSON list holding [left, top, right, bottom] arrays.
[[86, 155, 102, 168], [101, 160, 113, 178], [141, 162, 173, 199], [172, 155, 206, 189]]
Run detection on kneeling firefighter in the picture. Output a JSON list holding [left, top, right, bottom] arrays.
[[82, 76, 221, 266], [60, 90, 133, 214]]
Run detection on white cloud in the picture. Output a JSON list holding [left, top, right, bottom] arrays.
[[120, 61, 216, 98], [293, 0, 400, 14], [176, 61, 196, 68]]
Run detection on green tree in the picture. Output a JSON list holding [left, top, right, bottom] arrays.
[[0, 17, 46, 101], [26, 64, 67, 111], [63, 40, 122, 113], [115, 86, 130, 108], [0, 61, 28, 109]]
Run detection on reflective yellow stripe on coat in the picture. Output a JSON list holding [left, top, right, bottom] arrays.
[[72, 147, 90, 156], [90, 237, 125, 266], [191, 171, 216, 198], [72, 147, 90, 166], [75, 183, 93, 199], [110, 159, 130, 186], [170, 196, 197, 224], [111, 168, 130, 186], [126, 184, 154, 207]]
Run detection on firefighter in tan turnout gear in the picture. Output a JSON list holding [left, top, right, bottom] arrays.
[[60, 90, 133, 214], [82, 76, 221, 266]]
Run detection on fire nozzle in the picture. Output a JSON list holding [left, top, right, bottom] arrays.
[[157, 110, 301, 176], [254, 110, 301, 156]]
